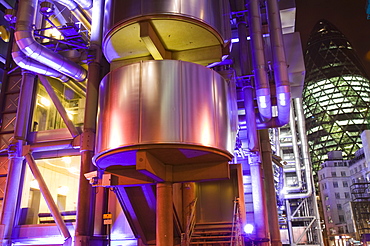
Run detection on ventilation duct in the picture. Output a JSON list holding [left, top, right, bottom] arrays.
[[14, 0, 87, 82], [12, 43, 69, 82]]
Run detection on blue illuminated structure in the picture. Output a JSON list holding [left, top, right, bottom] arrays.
[[0, 0, 322, 245]]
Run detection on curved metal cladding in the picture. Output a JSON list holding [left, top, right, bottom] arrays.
[[94, 60, 235, 169], [102, 0, 231, 63]]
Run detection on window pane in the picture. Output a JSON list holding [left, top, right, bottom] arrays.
[[20, 156, 81, 225]]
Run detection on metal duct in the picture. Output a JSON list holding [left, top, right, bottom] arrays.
[[244, 0, 291, 130], [14, 0, 87, 82], [247, 0, 272, 123], [284, 100, 303, 193], [12, 43, 70, 82], [265, 0, 291, 127], [283, 98, 312, 199], [53, 0, 91, 30], [243, 85, 258, 152]]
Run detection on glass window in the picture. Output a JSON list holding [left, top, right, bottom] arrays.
[[32, 79, 85, 132], [341, 171, 346, 177], [339, 215, 345, 223], [344, 192, 350, 199], [335, 192, 340, 199], [343, 181, 348, 187], [337, 204, 342, 210], [333, 181, 338, 188], [331, 172, 337, 177], [20, 156, 81, 225]]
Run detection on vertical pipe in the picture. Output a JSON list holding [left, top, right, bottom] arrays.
[[284, 101, 302, 192], [249, 152, 270, 246], [243, 85, 259, 151], [38, 75, 80, 138], [1, 70, 36, 245], [24, 152, 71, 239], [260, 129, 282, 246], [266, 0, 290, 126], [246, 0, 272, 122], [285, 200, 295, 246], [75, 0, 104, 243], [157, 182, 174, 246]]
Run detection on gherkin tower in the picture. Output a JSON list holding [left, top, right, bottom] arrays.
[[303, 19, 370, 172]]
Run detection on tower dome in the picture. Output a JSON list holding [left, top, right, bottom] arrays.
[[303, 19, 370, 171]]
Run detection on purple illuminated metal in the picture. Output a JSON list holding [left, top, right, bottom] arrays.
[[12, 44, 69, 82], [14, 0, 87, 82]]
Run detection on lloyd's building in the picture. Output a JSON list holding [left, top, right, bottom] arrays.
[[0, 0, 318, 245]]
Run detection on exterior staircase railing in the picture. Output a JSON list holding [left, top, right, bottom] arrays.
[[231, 198, 244, 246], [181, 197, 198, 246]]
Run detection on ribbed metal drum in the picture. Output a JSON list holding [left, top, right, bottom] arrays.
[[93, 60, 236, 169], [102, 0, 231, 64]]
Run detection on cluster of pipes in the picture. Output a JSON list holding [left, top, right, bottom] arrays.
[[0, 0, 319, 245]]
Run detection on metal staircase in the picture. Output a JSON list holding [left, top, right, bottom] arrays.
[[190, 222, 234, 245]]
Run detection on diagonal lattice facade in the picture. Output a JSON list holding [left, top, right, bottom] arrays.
[[302, 19, 370, 172]]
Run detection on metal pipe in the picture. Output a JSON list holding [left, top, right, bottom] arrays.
[[283, 98, 312, 199], [24, 152, 71, 239], [12, 43, 69, 82], [265, 0, 291, 126], [243, 86, 258, 151], [53, 0, 91, 30], [14, 0, 87, 82], [283, 100, 303, 192], [249, 152, 270, 245], [38, 75, 80, 138], [247, 0, 272, 123]]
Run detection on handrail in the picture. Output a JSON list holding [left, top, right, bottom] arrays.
[[181, 198, 198, 246], [231, 198, 244, 246]]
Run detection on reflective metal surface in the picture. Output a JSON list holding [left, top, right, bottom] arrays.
[[105, 0, 230, 39], [94, 60, 236, 168], [102, 0, 231, 64]]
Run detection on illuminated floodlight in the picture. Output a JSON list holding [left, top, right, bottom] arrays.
[[244, 224, 254, 234]]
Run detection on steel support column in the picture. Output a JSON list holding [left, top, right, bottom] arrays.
[[0, 140, 24, 246], [157, 182, 173, 246], [0, 70, 36, 245], [182, 182, 196, 229], [249, 152, 270, 246], [260, 129, 282, 246]]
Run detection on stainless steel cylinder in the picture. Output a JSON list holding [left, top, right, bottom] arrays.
[[94, 60, 236, 169], [102, 0, 231, 64]]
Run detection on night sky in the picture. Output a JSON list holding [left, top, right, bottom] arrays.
[[295, 0, 370, 77]]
